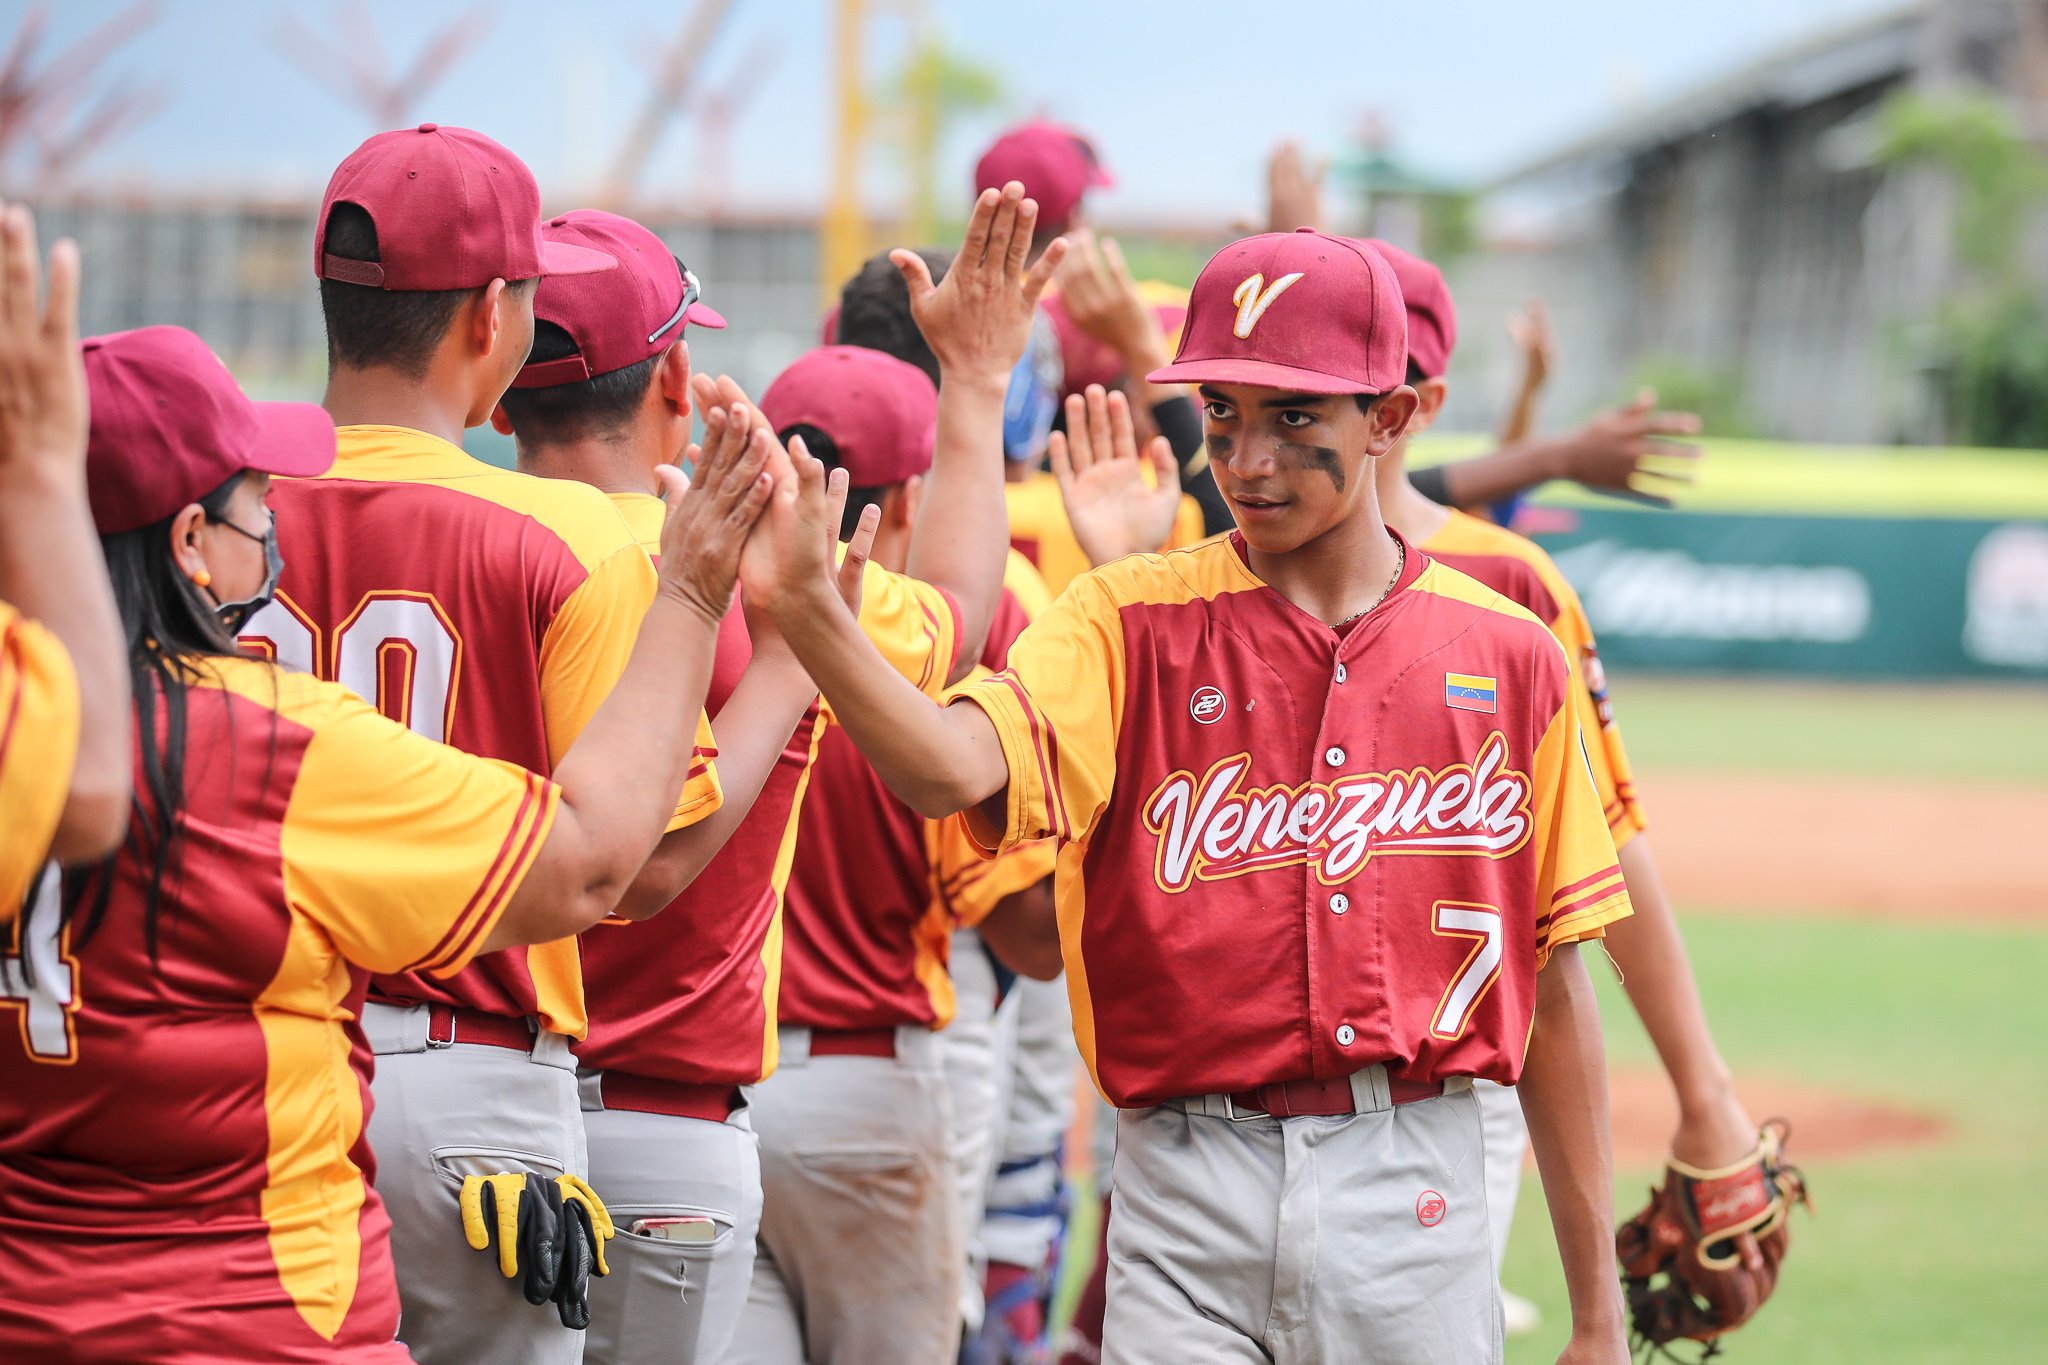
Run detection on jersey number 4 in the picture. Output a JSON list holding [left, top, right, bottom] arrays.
[[243, 593, 465, 741], [0, 868, 80, 1063], [1429, 901, 1504, 1042]]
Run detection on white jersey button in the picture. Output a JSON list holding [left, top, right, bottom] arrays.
[[1324, 746, 1346, 766], [1335, 1024, 1356, 1047], [1334, 663, 1348, 684], [1330, 893, 1349, 914]]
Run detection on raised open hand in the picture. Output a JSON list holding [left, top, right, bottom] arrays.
[[656, 399, 775, 622], [0, 201, 86, 491], [1049, 384, 1182, 568], [891, 182, 1067, 387]]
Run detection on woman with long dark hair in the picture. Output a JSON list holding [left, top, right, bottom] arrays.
[[0, 324, 783, 1361]]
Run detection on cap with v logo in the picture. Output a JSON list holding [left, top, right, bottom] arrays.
[[1148, 229, 1408, 395]]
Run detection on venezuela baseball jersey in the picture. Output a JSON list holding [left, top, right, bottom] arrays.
[[779, 552, 1058, 1033], [1422, 508, 1646, 846], [957, 532, 1632, 1108], [574, 490, 965, 1087], [0, 600, 79, 919], [0, 656, 558, 1361], [1006, 472, 1207, 597], [249, 426, 720, 1039]]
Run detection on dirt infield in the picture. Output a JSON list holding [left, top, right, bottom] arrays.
[[1606, 1066, 1946, 1170], [1643, 772, 2048, 922]]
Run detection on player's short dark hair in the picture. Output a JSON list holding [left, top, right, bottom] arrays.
[[1406, 359, 1429, 387], [835, 248, 952, 387], [1354, 392, 1387, 417], [496, 321, 664, 445], [779, 422, 892, 541], [318, 202, 533, 378]]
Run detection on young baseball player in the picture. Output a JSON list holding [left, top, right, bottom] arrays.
[[0, 201, 129, 912], [735, 230, 1636, 1364], [496, 188, 1058, 1365], [0, 322, 770, 1362], [1358, 237, 1763, 1289], [724, 344, 1061, 1365], [252, 125, 731, 1365]]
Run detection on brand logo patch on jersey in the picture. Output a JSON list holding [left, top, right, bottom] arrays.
[[1416, 1189, 1448, 1227], [1190, 686, 1227, 724], [1231, 272, 1305, 339], [1444, 672, 1497, 714], [1142, 731, 1534, 891]]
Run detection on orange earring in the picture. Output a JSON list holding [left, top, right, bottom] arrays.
[[192, 570, 212, 589]]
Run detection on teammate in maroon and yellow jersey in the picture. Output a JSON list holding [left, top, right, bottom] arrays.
[[0, 325, 769, 1363], [741, 230, 1634, 1364], [1363, 239, 1761, 1310], [259, 126, 732, 1365], [496, 191, 1056, 1365], [0, 202, 129, 916], [733, 360, 1063, 1365]]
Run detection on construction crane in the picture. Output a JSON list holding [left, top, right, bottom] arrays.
[[0, 1, 163, 194], [270, 1, 492, 129], [692, 35, 782, 214], [601, 0, 738, 207]]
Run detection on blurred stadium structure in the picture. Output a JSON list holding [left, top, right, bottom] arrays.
[[8, 0, 2048, 682]]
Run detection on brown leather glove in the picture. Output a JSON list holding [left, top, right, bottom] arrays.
[[1616, 1119, 1810, 1359]]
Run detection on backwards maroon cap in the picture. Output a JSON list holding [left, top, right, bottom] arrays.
[[315, 124, 616, 290], [83, 327, 336, 535], [974, 120, 1112, 227], [513, 210, 726, 389], [1364, 238, 1457, 379], [1149, 230, 1408, 396], [759, 346, 937, 488]]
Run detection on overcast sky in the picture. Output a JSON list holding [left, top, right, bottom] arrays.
[[28, 0, 1907, 221]]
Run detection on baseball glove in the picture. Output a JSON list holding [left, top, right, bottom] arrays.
[[1615, 1118, 1810, 1361]]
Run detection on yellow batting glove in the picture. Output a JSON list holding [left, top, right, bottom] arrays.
[[555, 1173, 614, 1277], [460, 1172, 529, 1279]]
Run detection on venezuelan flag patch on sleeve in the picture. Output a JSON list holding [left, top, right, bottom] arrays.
[[1445, 672, 1497, 713]]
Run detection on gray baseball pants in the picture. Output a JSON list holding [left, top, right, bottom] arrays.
[[362, 1001, 588, 1365], [728, 1024, 962, 1365], [1104, 1071, 1499, 1365], [578, 1078, 763, 1365]]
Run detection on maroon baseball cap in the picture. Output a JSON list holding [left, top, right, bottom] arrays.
[[83, 327, 336, 535], [1364, 239, 1457, 379], [314, 124, 616, 290], [759, 346, 937, 487], [512, 210, 726, 389], [974, 120, 1112, 227], [1148, 230, 1408, 396]]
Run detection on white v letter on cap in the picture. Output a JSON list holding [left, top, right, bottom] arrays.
[[1231, 271, 1305, 339]]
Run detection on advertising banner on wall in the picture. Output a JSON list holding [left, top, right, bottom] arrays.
[[1528, 509, 2048, 678]]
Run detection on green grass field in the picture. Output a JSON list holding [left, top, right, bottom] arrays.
[[1050, 677, 2048, 1363], [1496, 677, 2048, 1363]]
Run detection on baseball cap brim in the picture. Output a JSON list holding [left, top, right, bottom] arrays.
[[537, 238, 621, 278], [685, 300, 727, 331], [249, 401, 339, 479], [1147, 356, 1389, 396]]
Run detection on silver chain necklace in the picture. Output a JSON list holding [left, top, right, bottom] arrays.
[[1334, 539, 1406, 628]]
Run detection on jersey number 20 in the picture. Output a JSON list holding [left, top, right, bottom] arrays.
[[243, 593, 464, 741]]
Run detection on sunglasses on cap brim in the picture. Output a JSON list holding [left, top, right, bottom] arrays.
[[648, 263, 703, 346]]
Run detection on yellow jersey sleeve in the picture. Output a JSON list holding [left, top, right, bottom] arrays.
[[0, 604, 80, 919], [539, 543, 721, 832], [1527, 669, 1632, 970], [1542, 576, 1647, 846], [930, 814, 1056, 928], [817, 561, 962, 731], [281, 689, 562, 979], [953, 571, 1124, 854]]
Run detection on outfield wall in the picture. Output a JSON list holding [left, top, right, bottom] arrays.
[[1414, 438, 2048, 680]]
